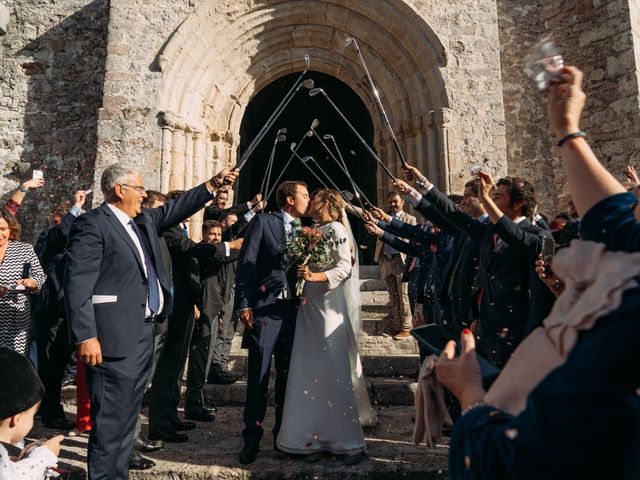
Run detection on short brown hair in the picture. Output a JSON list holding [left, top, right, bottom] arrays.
[[387, 190, 401, 200], [142, 190, 167, 208], [464, 179, 480, 197], [50, 200, 72, 220], [0, 208, 21, 240], [202, 220, 221, 231], [165, 190, 184, 201], [276, 181, 307, 209], [496, 176, 536, 218]]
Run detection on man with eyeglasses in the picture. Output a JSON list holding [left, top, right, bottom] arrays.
[[64, 163, 238, 480]]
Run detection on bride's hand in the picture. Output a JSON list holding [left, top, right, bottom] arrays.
[[297, 265, 314, 281]]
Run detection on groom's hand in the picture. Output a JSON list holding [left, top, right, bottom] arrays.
[[238, 308, 253, 330]]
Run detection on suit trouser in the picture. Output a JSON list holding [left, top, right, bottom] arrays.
[[35, 311, 69, 422], [185, 308, 219, 411], [380, 256, 413, 332], [211, 290, 237, 372], [149, 300, 195, 432], [85, 323, 154, 480], [243, 301, 296, 446]]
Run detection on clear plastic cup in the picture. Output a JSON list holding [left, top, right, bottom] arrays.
[[523, 36, 564, 91]]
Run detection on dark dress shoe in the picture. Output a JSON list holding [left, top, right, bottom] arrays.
[[306, 451, 324, 463], [129, 452, 156, 470], [203, 403, 217, 414], [134, 435, 164, 452], [185, 408, 216, 422], [207, 370, 239, 385], [344, 452, 365, 465], [43, 417, 75, 430], [61, 374, 76, 387], [239, 443, 260, 464], [148, 429, 189, 443], [170, 419, 196, 431]]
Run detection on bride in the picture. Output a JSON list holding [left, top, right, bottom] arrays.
[[276, 188, 377, 464]]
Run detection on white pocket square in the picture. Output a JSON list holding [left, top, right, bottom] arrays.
[[92, 295, 117, 304]]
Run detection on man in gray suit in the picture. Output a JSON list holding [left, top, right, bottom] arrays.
[[374, 191, 416, 340]]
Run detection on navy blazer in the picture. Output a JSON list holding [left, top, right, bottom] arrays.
[[234, 211, 297, 314], [449, 192, 640, 479], [64, 183, 214, 357], [424, 186, 555, 338]]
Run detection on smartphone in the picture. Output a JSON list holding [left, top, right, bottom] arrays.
[[32, 169, 44, 179], [540, 235, 555, 266], [411, 324, 500, 390]]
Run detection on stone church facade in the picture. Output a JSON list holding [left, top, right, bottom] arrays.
[[1, 0, 639, 240]]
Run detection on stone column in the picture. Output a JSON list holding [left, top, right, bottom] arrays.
[[160, 126, 173, 194], [184, 132, 194, 190], [425, 111, 438, 185], [435, 107, 453, 193], [170, 129, 185, 191], [191, 132, 206, 241]]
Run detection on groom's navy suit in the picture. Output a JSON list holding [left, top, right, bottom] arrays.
[[234, 210, 299, 446]]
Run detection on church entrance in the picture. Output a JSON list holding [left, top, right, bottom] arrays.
[[236, 71, 379, 263]]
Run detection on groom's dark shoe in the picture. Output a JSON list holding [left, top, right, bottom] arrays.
[[239, 443, 260, 464]]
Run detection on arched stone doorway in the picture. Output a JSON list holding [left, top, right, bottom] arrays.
[[154, 0, 452, 224], [237, 70, 379, 261]]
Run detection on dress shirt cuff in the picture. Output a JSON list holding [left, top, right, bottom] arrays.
[[205, 183, 217, 196], [70, 205, 82, 217], [406, 188, 423, 207], [244, 210, 256, 222], [76, 337, 97, 345], [224, 242, 230, 256]]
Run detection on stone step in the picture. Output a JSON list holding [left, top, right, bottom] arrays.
[[200, 376, 418, 407], [231, 333, 418, 356], [36, 406, 449, 479], [359, 265, 380, 280], [361, 290, 390, 306], [359, 278, 386, 291], [227, 354, 419, 379]]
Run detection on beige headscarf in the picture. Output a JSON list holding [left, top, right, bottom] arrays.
[[484, 240, 640, 414]]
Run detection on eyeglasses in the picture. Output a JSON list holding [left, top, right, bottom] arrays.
[[120, 184, 146, 194]]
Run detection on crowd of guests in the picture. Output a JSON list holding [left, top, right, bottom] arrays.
[[1, 63, 639, 479], [0, 165, 266, 477]]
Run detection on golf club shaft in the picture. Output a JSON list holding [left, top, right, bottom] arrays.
[[261, 138, 280, 211], [291, 152, 328, 189], [264, 134, 309, 201]]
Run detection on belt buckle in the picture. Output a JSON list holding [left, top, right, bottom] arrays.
[[145, 315, 156, 324]]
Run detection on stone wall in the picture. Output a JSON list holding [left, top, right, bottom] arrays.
[[496, 0, 640, 216], [0, 0, 108, 241]]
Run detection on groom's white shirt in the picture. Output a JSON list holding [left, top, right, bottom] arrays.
[[281, 209, 296, 237]]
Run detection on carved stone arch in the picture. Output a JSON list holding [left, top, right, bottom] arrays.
[[155, 0, 454, 205]]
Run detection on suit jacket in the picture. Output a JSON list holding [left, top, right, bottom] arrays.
[[234, 211, 298, 314], [198, 243, 239, 318], [425, 186, 555, 338], [374, 210, 416, 264], [64, 183, 215, 357], [35, 211, 78, 314]]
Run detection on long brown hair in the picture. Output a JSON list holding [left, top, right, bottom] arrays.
[[0, 208, 21, 241]]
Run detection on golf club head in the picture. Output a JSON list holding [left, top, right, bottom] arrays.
[[277, 128, 287, 135], [276, 135, 286, 143], [305, 130, 314, 137], [309, 88, 323, 97], [345, 37, 355, 47], [311, 119, 320, 129], [301, 156, 314, 164], [304, 54, 310, 69], [290, 142, 297, 151], [322, 134, 334, 140], [341, 190, 354, 201], [302, 79, 315, 89]]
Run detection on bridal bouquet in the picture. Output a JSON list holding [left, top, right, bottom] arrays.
[[281, 226, 344, 296]]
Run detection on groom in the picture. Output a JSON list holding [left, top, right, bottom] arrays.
[[234, 180, 310, 464]]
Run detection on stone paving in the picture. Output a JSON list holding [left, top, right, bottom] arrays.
[[32, 404, 449, 479]]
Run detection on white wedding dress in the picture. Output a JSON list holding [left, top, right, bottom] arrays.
[[276, 220, 377, 456]]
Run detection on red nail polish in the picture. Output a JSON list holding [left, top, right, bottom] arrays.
[[462, 328, 472, 335]]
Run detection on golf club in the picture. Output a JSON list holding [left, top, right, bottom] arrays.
[[264, 131, 314, 202], [260, 131, 287, 212]]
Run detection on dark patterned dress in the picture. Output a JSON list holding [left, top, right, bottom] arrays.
[[0, 241, 46, 355]]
